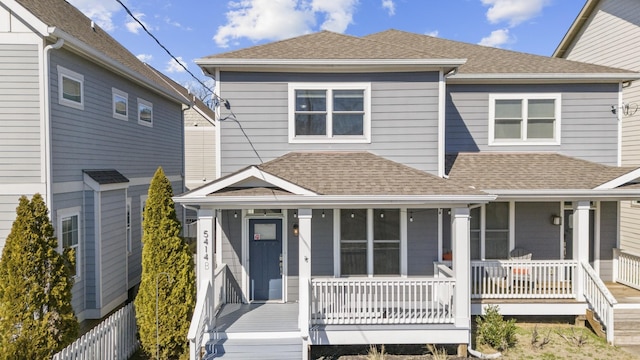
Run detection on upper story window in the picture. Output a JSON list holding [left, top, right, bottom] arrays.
[[288, 83, 371, 143], [112, 88, 128, 121], [57, 66, 84, 110], [137, 98, 153, 127], [489, 93, 561, 145]]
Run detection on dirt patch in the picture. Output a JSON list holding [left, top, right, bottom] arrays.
[[311, 322, 640, 359]]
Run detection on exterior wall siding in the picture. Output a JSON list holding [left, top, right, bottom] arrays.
[[286, 211, 298, 302], [99, 189, 128, 308], [407, 209, 439, 276], [49, 49, 184, 183], [446, 83, 620, 166], [218, 71, 440, 175], [0, 43, 41, 184], [599, 201, 618, 281], [515, 202, 562, 260], [311, 209, 334, 277], [220, 210, 243, 294], [185, 112, 216, 190]]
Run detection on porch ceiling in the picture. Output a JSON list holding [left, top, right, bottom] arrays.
[[446, 153, 640, 197]]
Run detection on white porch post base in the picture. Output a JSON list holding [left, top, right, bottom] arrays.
[[298, 209, 312, 340], [573, 201, 590, 302], [451, 207, 471, 329], [196, 209, 215, 289]]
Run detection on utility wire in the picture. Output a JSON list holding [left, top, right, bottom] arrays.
[[115, 0, 264, 164]]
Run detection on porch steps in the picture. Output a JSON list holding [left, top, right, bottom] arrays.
[[205, 337, 302, 359], [613, 308, 640, 346]]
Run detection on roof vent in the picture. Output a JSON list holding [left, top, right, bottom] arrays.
[[91, 21, 96, 31]]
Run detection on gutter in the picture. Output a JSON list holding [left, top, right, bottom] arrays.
[[43, 38, 65, 209], [47, 27, 186, 104], [448, 73, 640, 84]]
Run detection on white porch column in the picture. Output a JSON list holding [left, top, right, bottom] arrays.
[[451, 207, 471, 329], [197, 209, 215, 289], [573, 201, 590, 302], [298, 208, 312, 359]]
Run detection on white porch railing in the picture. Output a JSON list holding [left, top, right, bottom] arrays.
[[614, 249, 640, 291], [310, 277, 455, 325], [582, 261, 617, 344], [52, 302, 138, 360]]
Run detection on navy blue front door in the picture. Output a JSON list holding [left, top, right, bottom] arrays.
[[249, 219, 283, 301]]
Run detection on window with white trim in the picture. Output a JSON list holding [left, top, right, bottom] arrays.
[[58, 208, 81, 278], [289, 83, 371, 143], [113, 88, 128, 120], [137, 98, 153, 126], [489, 94, 561, 145], [57, 66, 84, 110], [140, 195, 147, 243], [340, 209, 400, 276]]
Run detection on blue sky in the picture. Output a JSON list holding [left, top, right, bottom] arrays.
[[67, 0, 586, 86]]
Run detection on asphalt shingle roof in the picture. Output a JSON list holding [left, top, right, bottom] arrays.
[[446, 152, 637, 190], [253, 152, 484, 196], [16, 0, 181, 101]]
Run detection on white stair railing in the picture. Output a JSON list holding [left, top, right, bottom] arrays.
[[582, 261, 617, 344]]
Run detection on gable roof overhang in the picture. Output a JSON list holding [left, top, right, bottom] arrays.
[[47, 27, 185, 104], [196, 58, 467, 76], [553, 0, 600, 58]]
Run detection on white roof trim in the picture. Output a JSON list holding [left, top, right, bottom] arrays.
[[83, 173, 129, 192], [173, 194, 496, 207], [594, 168, 640, 190], [5, 0, 50, 35], [195, 58, 467, 67], [485, 189, 640, 200], [449, 73, 640, 82], [181, 166, 317, 198]]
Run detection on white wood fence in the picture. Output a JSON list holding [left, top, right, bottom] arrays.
[[52, 302, 138, 360], [310, 277, 455, 325], [614, 249, 640, 291]]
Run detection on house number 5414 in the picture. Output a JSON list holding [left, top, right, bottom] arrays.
[[202, 229, 209, 270]]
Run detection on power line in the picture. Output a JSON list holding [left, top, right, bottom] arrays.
[[114, 0, 216, 100]]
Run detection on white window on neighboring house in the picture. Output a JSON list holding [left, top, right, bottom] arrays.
[[113, 88, 128, 120], [339, 209, 401, 276], [126, 197, 132, 254], [289, 83, 371, 143], [140, 195, 147, 243], [489, 94, 561, 145], [58, 207, 81, 279], [137, 98, 153, 126], [57, 66, 84, 110]]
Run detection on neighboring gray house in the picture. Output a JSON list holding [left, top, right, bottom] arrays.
[[0, 0, 186, 322], [176, 30, 640, 359], [553, 0, 640, 257]]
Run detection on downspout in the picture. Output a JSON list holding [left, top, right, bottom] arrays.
[[43, 38, 64, 209]]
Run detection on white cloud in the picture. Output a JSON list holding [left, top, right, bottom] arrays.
[[166, 57, 187, 73], [125, 12, 147, 34], [425, 30, 439, 37], [381, 0, 395, 16], [481, 0, 550, 27], [478, 28, 512, 47], [136, 54, 153, 62], [67, 0, 122, 31], [213, 0, 358, 48]]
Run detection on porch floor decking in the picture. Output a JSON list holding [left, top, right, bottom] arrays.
[[606, 282, 640, 305], [215, 302, 299, 335]]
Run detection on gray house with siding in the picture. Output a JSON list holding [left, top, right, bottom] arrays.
[[0, 0, 186, 322], [174, 30, 640, 359], [553, 0, 640, 259]]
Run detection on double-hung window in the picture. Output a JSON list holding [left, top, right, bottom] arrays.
[[289, 83, 371, 143], [58, 208, 81, 279], [340, 209, 401, 276], [57, 66, 84, 110], [113, 88, 128, 120], [489, 94, 561, 145], [138, 98, 153, 127]]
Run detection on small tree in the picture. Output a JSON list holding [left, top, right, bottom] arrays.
[[135, 167, 195, 359], [476, 305, 517, 351], [0, 194, 78, 359]]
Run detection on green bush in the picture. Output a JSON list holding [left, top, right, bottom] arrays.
[[476, 305, 517, 351]]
